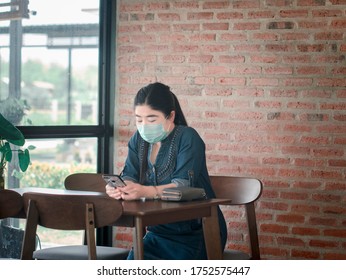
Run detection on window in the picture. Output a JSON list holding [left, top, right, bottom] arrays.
[[0, 0, 116, 251], [0, 0, 101, 125]]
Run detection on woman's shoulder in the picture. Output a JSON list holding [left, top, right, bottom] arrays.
[[175, 125, 204, 143], [128, 130, 144, 148], [128, 130, 139, 142], [177, 125, 200, 135]]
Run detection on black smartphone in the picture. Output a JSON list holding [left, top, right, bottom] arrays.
[[102, 174, 126, 188]]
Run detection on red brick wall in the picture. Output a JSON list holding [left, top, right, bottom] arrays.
[[114, 0, 346, 260]]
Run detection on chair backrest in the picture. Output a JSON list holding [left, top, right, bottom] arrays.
[[0, 190, 25, 259], [0, 189, 23, 219], [21, 192, 123, 260], [64, 173, 107, 192], [209, 176, 262, 205], [209, 175, 263, 260]]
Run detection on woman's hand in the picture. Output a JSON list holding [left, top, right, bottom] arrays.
[[119, 181, 147, 200], [105, 183, 124, 200], [105, 181, 149, 200]]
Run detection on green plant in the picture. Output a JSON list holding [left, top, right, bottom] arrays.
[[0, 112, 35, 177]]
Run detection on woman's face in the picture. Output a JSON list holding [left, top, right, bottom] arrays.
[[135, 105, 175, 131]]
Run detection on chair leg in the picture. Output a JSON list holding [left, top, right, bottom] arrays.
[[246, 204, 260, 260], [21, 200, 39, 260], [85, 203, 97, 260]]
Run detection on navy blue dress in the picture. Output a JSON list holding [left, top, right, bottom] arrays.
[[121, 125, 227, 260]]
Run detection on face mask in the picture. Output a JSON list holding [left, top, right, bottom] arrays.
[[137, 121, 170, 144]]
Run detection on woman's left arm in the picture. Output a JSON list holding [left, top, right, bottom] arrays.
[[170, 127, 206, 187]]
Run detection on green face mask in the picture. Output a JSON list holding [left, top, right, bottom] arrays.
[[137, 123, 168, 144]]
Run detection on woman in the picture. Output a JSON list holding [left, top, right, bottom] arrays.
[[106, 82, 227, 260]]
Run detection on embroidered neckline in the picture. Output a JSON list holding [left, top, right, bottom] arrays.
[[139, 126, 184, 184]]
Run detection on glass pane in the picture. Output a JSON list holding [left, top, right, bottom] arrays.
[[6, 137, 97, 189], [0, 0, 99, 126]]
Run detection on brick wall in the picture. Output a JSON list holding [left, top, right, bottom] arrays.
[[114, 0, 346, 260]]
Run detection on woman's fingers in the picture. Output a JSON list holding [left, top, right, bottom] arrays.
[[105, 185, 123, 200]]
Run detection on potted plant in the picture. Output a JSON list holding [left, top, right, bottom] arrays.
[[0, 112, 34, 190]]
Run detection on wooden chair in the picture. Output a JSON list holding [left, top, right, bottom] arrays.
[[0, 189, 23, 219], [20, 192, 129, 260], [64, 173, 107, 193], [0, 189, 25, 259], [209, 175, 263, 260], [63, 173, 130, 259]]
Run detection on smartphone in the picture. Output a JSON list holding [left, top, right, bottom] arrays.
[[102, 174, 126, 188]]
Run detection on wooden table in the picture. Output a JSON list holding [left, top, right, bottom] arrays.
[[11, 187, 230, 260]]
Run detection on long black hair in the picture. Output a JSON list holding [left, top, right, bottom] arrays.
[[134, 82, 188, 126]]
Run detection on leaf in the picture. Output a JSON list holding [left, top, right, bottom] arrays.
[[18, 149, 30, 172], [3, 142, 12, 162], [0, 113, 25, 146], [12, 169, 24, 180], [27, 145, 36, 150]]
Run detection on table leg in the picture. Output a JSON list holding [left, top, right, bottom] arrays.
[[133, 217, 144, 260], [202, 205, 222, 259]]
